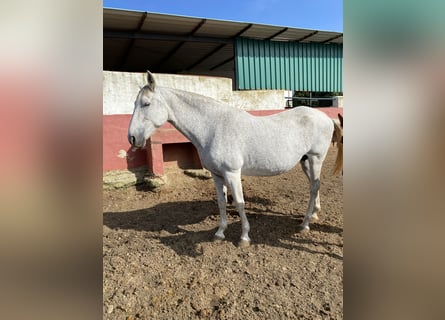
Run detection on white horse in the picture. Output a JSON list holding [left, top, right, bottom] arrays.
[[128, 71, 343, 247]]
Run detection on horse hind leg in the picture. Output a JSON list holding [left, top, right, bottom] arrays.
[[212, 174, 228, 241], [298, 155, 323, 232], [224, 170, 250, 247], [300, 155, 321, 221]]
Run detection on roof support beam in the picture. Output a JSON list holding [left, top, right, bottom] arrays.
[[266, 27, 288, 40], [189, 18, 207, 35], [295, 30, 318, 42], [210, 56, 234, 71], [185, 43, 230, 71], [234, 23, 253, 37], [104, 30, 232, 44], [155, 19, 207, 70], [185, 23, 252, 71], [320, 34, 343, 43], [119, 12, 147, 69]]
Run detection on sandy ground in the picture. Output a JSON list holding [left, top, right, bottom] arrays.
[[103, 146, 343, 319]]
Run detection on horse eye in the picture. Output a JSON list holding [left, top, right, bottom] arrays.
[[142, 102, 151, 108]]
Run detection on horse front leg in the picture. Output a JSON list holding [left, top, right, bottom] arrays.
[[212, 174, 228, 241], [224, 170, 250, 247]]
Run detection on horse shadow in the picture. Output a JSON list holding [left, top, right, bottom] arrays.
[[103, 198, 343, 260], [104, 200, 215, 234]]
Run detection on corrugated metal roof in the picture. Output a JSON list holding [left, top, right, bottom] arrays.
[[103, 8, 342, 82]]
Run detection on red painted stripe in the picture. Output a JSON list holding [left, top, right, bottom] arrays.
[[103, 108, 343, 172]]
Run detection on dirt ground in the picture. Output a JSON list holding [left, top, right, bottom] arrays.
[[103, 146, 343, 319]]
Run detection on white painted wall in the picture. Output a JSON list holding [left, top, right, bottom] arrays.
[[103, 71, 144, 115], [103, 71, 286, 115], [332, 96, 344, 108]]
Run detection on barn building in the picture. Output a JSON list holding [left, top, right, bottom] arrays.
[[103, 8, 343, 186]]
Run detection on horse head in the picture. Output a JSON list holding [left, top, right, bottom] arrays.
[[128, 71, 169, 148]]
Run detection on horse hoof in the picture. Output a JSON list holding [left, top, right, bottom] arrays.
[[238, 239, 251, 248], [213, 235, 225, 242], [296, 225, 310, 233], [311, 213, 319, 221]]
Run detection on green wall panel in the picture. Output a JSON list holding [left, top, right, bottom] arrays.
[[235, 38, 343, 92]]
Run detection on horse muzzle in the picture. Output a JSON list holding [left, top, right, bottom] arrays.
[[128, 134, 136, 146], [128, 134, 146, 148]]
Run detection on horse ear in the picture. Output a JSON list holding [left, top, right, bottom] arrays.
[[146, 70, 156, 91], [338, 113, 343, 128]]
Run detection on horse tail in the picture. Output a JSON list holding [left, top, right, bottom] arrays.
[[332, 120, 343, 175]]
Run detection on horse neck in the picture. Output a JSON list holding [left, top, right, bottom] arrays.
[[160, 87, 228, 149]]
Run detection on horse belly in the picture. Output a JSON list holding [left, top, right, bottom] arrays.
[[241, 166, 295, 176], [241, 151, 301, 176]]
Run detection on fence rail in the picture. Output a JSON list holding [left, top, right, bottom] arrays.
[[285, 96, 339, 108]]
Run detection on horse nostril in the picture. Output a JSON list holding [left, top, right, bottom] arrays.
[[128, 135, 135, 145]]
